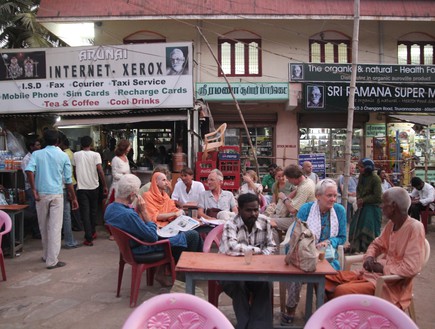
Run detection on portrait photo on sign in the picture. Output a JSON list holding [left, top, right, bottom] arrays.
[[306, 85, 325, 109], [290, 64, 304, 80], [165, 46, 189, 75]]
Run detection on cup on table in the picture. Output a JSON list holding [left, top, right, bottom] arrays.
[[318, 246, 326, 261], [244, 249, 253, 265], [191, 209, 198, 219]]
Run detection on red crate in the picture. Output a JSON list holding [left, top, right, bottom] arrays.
[[218, 160, 241, 174], [222, 175, 240, 191], [195, 160, 217, 190], [198, 176, 210, 190]]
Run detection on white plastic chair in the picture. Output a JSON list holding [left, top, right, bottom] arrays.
[[344, 238, 430, 323]]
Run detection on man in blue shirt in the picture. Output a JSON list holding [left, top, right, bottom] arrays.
[[26, 129, 78, 269]]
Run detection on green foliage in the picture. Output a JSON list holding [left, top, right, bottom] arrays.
[[0, 0, 67, 48]]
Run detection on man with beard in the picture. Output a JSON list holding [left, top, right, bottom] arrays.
[[219, 193, 276, 329], [166, 48, 188, 75]]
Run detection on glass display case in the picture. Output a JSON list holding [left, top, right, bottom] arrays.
[[225, 127, 273, 179], [299, 128, 363, 176]]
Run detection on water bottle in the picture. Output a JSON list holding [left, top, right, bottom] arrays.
[[0, 151, 5, 170]]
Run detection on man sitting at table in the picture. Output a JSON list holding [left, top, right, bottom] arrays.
[[105, 174, 201, 286], [219, 193, 276, 329], [197, 169, 238, 220], [171, 166, 205, 208], [325, 187, 425, 311]]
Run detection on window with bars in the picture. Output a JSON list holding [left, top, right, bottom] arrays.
[[309, 31, 351, 63], [398, 41, 435, 65], [218, 38, 261, 77], [123, 30, 166, 44]]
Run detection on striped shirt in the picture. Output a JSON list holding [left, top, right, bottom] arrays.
[[219, 214, 276, 256]]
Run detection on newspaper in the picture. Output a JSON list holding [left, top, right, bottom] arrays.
[[200, 217, 226, 227], [157, 215, 200, 238]]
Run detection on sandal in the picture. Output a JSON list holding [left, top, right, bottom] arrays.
[[280, 312, 294, 326], [108, 235, 115, 241]]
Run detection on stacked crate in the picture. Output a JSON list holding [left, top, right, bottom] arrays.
[[218, 146, 241, 192], [195, 151, 218, 190]]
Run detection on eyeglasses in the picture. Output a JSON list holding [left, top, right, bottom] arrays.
[[171, 57, 185, 63]]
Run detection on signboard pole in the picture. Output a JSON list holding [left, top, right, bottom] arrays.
[[342, 0, 360, 215]]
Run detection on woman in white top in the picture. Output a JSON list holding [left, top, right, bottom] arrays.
[[237, 170, 263, 196], [108, 139, 131, 203]]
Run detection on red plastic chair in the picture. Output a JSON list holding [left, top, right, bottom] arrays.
[[122, 292, 233, 329], [0, 210, 12, 281], [420, 202, 435, 233], [106, 224, 176, 307], [304, 294, 418, 329], [202, 224, 224, 307]]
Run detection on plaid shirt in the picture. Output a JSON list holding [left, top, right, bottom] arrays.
[[219, 214, 276, 256]]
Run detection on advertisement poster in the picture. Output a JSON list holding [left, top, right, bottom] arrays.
[[0, 42, 193, 113]]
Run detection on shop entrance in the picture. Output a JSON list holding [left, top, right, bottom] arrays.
[[299, 128, 363, 177]]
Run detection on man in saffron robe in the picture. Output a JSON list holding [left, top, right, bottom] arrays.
[[325, 187, 425, 310]]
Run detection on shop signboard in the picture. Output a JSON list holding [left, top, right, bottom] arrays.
[[302, 83, 435, 112], [289, 63, 435, 83], [195, 82, 288, 101], [366, 124, 386, 137], [0, 42, 193, 113], [298, 153, 326, 179]]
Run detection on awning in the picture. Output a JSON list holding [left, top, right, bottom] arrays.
[[55, 113, 187, 127], [389, 115, 435, 126], [53, 108, 188, 127]]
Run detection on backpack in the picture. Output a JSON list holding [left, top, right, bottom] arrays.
[[284, 219, 318, 272]]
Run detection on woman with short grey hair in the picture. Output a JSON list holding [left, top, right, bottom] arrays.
[[281, 178, 347, 325]]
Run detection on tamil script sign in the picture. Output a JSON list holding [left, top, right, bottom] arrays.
[[195, 82, 288, 101], [289, 63, 435, 83], [0, 42, 193, 113], [303, 83, 435, 112]]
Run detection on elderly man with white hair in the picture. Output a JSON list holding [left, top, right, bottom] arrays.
[[325, 187, 425, 312], [104, 174, 202, 286], [166, 48, 188, 75], [197, 169, 238, 220]]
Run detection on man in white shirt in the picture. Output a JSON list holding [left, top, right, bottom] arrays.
[[171, 167, 205, 207], [408, 176, 435, 221], [73, 136, 108, 246], [302, 161, 319, 184], [197, 169, 238, 220]]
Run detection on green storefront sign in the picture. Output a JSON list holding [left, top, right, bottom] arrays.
[[196, 82, 288, 101], [366, 124, 386, 137], [302, 83, 435, 112]]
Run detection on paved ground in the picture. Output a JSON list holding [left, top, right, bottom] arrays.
[[1, 223, 434, 329]]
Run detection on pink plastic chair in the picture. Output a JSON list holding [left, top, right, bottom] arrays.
[[202, 224, 224, 307], [259, 194, 267, 213], [122, 292, 233, 329], [0, 210, 13, 281], [304, 294, 418, 329]]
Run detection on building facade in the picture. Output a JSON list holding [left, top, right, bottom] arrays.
[[4, 0, 435, 181]]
